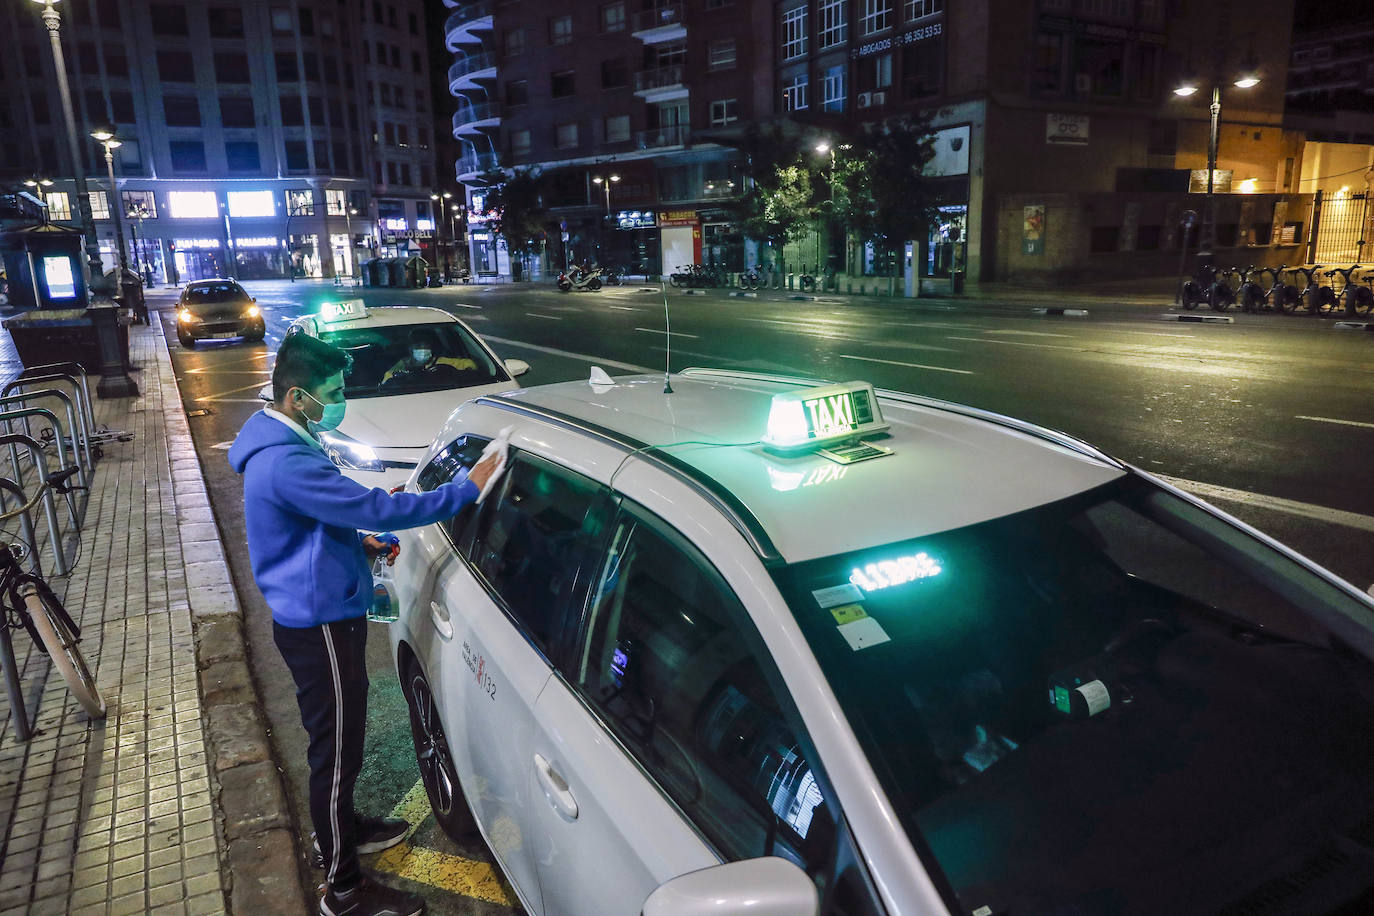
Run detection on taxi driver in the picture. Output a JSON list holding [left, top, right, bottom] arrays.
[[382, 327, 476, 382]]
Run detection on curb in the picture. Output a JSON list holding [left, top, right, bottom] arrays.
[[1031, 307, 1089, 317], [727, 291, 760, 298], [1334, 321, 1374, 331], [683, 289, 706, 295], [155, 319, 310, 915]]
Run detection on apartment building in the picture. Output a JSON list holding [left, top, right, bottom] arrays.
[[0, 0, 437, 282]]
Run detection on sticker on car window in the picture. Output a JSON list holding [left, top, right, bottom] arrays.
[[836, 616, 891, 651], [812, 583, 863, 608], [829, 603, 868, 626]]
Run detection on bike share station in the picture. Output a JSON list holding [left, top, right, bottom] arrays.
[[0, 223, 138, 739]]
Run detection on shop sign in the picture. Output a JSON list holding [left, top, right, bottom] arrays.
[[1023, 205, 1045, 255], [1046, 114, 1088, 146], [658, 209, 698, 227], [851, 21, 942, 59], [616, 210, 657, 230]]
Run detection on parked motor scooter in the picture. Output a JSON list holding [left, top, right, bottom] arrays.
[[558, 266, 603, 292]]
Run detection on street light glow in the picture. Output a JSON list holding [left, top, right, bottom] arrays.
[[1233, 75, 1260, 89], [90, 125, 116, 142], [816, 142, 830, 154], [1173, 84, 1199, 97]]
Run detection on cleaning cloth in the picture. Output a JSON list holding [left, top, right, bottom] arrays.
[[475, 425, 514, 504]]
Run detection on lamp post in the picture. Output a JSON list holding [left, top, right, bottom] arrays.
[[592, 175, 619, 265], [344, 206, 358, 283], [22, 177, 55, 225], [31, 0, 103, 284], [430, 190, 453, 276], [126, 203, 152, 286], [91, 126, 129, 303], [1174, 63, 1260, 259]]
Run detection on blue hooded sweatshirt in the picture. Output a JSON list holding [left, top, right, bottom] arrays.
[[227, 409, 478, 628]]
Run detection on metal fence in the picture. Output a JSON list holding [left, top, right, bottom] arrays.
[[1313, 191, 1371, 264]]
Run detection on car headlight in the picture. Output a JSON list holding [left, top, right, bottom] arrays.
[[177, 308, 194, 323], [244, 304, 260, 318], [318, 430, 384, 472]]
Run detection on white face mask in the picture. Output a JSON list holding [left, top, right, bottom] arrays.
[[411, 348, 433, 363]]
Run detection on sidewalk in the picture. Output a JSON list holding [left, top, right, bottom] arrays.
[[0, 312, 307, 914]]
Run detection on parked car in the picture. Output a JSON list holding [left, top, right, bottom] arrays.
[[386, 367, 1374, 916], [174, 278, 264, 347]]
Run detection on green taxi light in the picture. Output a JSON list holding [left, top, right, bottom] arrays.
[[849, 551, 942, 593], [320, 299, 368, 323], [762, 381, 888, 451]]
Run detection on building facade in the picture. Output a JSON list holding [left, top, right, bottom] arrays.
[[0, 0, 438, 283], [443, 0, 770, 279], [445, 0, 1309, 285]]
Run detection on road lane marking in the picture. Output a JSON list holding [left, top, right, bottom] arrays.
[[525, 312, 563, 320], [194, 380, 272, 401], [1160, 475, 1374, 533], [838, 354, 973, 375], [1295, 415, 1374, 431], [609, 306, 640, 311], [450, 303, 481, 309], [985, 329, 1072, 338], [946, 336, 1078, 352], [372, 779, 516, 906], [635, 327, 699, 338], [481, 335, 656, 373]]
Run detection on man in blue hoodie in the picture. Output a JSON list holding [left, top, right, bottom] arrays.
[[229, 331, 498, 916]]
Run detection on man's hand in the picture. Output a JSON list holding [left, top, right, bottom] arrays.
[[363, 534, 401, 565], [467, 450, 502, 493]]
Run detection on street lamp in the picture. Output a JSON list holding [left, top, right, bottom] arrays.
[[343, 206, 359, 282], [31, 0, 103, 283], [91, 126, 130, 303], [592, 174, 620, 217], [1174, 66, 1260, 258], [126, 203, 152, 286]]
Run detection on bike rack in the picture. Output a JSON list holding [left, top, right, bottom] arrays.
[[0, 470, 52, 743], [0, 437, 53, 578], [0, 409, 80, 568], [0, 390, 94, 493], [3, 364, 123, 458]]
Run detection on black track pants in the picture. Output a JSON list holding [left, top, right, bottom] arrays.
[[273, 617, 370, 891]]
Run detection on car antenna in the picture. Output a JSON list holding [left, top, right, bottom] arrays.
[[661, 279, 673, 394]]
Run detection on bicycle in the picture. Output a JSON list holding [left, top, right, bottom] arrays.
[[1326, 265, 1374, 317], [1286, 265, 1329, 315], [798, 264, 817, 293], [1, 466, 104, 719], [738, 266, 761, 290], [1208, 266, 1238, 312], [1235, 265, 1268, 313], [1259, 265, 1301, 313]]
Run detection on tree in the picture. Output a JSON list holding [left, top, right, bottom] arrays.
[[836, 115, 939, 291], [484, 167, 548, 280], [725, 125, 817, 266]]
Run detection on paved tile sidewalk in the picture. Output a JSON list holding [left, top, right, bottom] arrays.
[[0, 320, 231, 914]]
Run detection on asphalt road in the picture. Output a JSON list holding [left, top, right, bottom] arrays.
[[160, 278, 1374, 914]]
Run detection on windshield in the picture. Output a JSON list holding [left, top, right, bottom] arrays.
[[774, 475, 1374, 915], [320, 322, 506, 398], [184, 283, 245, 304]]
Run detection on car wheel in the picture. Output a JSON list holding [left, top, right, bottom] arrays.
[[178, 334, 196, 348], [402, 657, 479, 839]]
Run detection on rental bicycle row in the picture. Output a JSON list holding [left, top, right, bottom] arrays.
[[1181, 263, 1374, 316]]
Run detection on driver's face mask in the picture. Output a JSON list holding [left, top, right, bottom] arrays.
[[411, 348, 432, 363]]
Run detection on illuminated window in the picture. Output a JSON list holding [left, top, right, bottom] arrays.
[[782, 73, 809, 111], [601, 1, 625, 32], [90, 191, 110, 220], [708, 39, 736, 71], [819, 0, 848, 49], [285, 189, 315, 216], [822, 64, 847, 111], [904, 0, 942, 20], [168, 191, 218, 219], [549, 14, 572, 45], [326, 189, 347, 215], [45, 192, 72, 221], [122, 189, 156, 219], [227, 190, 276, 218], [782, 7, 807, 60]]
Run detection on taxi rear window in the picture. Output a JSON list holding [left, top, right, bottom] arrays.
[[320, 323, 504, 397]]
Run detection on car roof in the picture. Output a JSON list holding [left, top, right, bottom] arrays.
[[185, 279, 240, 288], [300, 305, 458, 334], [472, 369, 1127, 564]]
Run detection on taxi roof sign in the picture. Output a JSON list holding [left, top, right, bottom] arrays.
[[762, 380, 889, 452], [320, 299, 369, 324]]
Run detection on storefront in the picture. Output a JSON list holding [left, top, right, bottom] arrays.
[[612, 210, 659, 277], [658, 209, 700, 278], [171, 239, 228, 282]]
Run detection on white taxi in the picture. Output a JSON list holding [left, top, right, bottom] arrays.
[[387, 368, 1374, 916], [277, 300, 528, 489]]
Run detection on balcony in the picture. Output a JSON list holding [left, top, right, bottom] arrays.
[[448, 52, 496, 91], [445, 1, 493, 49], [635, 126, 690, 150], [631, 2, 686, 44], [452, 102, 501, 136], [457, 151, 503, 179], [633, 64, 688, 102]]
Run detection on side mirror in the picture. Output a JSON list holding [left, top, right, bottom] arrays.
[[257, 384, 273, 402], [251, 296, 256, 303], [1367, 583, 1374, 599], [505, 358, 530, 378], [641, 858, 818, 916]]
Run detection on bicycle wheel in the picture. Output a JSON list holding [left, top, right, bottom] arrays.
[[1278, 286, 1302, 314], [23, 583, 105, 718]]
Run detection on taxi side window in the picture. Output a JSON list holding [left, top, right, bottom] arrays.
[[467, 451, 602, 657], [415, 435, 490, 541], [575, 506, 832, 868]]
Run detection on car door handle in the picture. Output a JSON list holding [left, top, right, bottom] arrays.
[[429, 601, 453, 640], [533, 753, 578, 821]]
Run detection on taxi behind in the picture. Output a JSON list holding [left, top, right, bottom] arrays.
[[386, 368, 1374, 916], [280, 300, 527, 490]]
